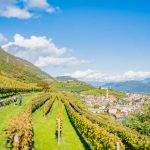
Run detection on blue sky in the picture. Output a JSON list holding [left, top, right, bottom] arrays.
[[0, 0, 150, 81]]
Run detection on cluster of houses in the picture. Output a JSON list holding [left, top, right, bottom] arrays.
[[79, 93, 147, 120]]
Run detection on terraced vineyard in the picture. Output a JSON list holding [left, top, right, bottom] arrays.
[[0, 92, 88, 150], [1, 91, 150, 150], [0, 92, 41, 149], [0, 75, 42, 99]]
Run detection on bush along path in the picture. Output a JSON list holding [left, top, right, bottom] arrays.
[[32, 96, 56, 150], [62, 98, 125, 150], [5, 93, 51, 149], [0, 92, 41, 150], [59, 102, 85, 150], [68, 99, 150, 150]]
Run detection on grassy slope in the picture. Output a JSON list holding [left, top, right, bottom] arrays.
[[0, 92, 41, 149], [0, 48, 54, 83], [80, 89, 127, 99], [56, 76, 77, 81], [52, 81, 95, 93], [33, 100, 85, 150]]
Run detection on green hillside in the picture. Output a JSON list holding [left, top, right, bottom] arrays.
[[80, 89, 127, 99], [56, 76, 77, 81], [1, 47, 148, 150], [0, 48, 54, 83], [52, 80, 95, 93]]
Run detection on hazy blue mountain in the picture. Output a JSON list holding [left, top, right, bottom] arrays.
[[142, 78, 150, 83], [86, 81, 106, 87], [105, 80, 150, 93]]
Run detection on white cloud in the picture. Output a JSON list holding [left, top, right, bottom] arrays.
[[0, 0, 58, 19], [2, 34, 89, 67], [0, 6, 32, 19], [24, 0, 50, 8], [23, 0, 58, 13], [2, 34, 67, 62], [35, 56, 89, 67], [0, 33, 7, 43], [66, 70, 150, 82], [66, 69, 105, 80]]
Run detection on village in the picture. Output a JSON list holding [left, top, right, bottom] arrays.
[[79, 88, 149, 120]]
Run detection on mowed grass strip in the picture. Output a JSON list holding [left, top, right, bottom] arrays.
[[59, 103, 85, 150], [0, 92, 41, 150], [33, 100, 85, 150], [33, 100, 58, 150]]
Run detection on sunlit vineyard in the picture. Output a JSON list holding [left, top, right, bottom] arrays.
[[0, 76, 42, 98], [6, 93, 51, 149], [1, 90, 150, 150], [67, 95, 150, 149], [1, 0, 150, 149]]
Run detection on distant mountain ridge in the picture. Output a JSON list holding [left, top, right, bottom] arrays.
[[0, 48, 54, 83], [56, 76, 78, 81], [85, 78, 150, 94], [86, 81, 106, 87], [104, 78, 150, 93], [142, 78, 150, 83]]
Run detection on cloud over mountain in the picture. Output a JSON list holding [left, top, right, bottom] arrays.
[[35, 56, 89, 67], [66, 70, 150, 82], [2, 34, 89, 68]]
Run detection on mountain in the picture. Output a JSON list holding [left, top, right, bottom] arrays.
[[56, 76, 77, 81], [142, 78, 150, 83], [105, 80, 150, 94], [86, 81, 106, 87], [0, 48, 54, 83]]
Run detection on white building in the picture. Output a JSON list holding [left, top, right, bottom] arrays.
[[108, 108, 117, 115]]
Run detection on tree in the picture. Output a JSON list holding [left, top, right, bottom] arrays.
[[105, 103, 111, 110], [94, 104, 99, 109]]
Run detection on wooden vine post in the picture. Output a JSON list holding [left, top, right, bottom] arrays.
[[116, 142, 120, 150], [58, 118, 60, 145], [14, 133, 19, 149]]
